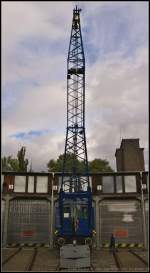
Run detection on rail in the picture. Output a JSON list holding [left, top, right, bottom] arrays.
[[2, 247, 38, 271], [129, 250, 148, 266], [112, 249, 148, 271], [2, 247, 22, 266], [25, 247, 38, 271], [90, 264, 95, 271], [113, 251, 122, 271]]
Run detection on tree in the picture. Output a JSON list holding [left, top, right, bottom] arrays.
[[17, 146, 28, 172], [89, 158, 114, 172], [47, 153, 82, 172], [2, 156, 19, 171], [2, 146, 29, 172], [2, 156, 10, 171], [47, 153, 114, 172]]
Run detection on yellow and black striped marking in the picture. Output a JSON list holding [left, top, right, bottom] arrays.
[[7, 243, 49, 248], [102, 243, 144, 248]]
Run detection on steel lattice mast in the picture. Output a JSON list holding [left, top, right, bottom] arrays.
[[61, 6, 89, 192]]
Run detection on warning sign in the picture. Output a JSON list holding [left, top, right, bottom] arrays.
[[114, 229, 128, 238]]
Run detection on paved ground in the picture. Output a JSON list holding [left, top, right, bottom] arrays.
[[114, 250, 148, 272], [91, 250, 118, 271], [132, 249, 149, 263], [2, 248, 149, 272]]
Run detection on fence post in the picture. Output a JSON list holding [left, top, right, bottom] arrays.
[[50, 173, 54, 249], [140, 172, 147, 249], [3, 196, 11, 247], [95, 197, 100, 250]]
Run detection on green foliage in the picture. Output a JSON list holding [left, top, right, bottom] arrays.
[[2, 146, 29, 172], [47, 153, 114, 172], [47, 153, 83, 172], [89, 158, 114, 172], [17, 146, 28, 172], [2, 156, 19, 172]]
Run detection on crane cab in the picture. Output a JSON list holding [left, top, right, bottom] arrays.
[[55, 189, 94, 246]]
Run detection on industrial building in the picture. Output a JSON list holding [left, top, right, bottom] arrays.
[[2, 171, 148, 249], [115, 139, 145, 171]]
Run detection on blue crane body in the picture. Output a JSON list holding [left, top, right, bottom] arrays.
[[55, 6, 95, 246], [58, 190, 94, 239]]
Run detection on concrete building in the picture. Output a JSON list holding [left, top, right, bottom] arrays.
[[115, 139, 145, 171], [2, 171, 148, 249]]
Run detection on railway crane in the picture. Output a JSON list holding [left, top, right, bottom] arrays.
[[55, 6, 95, 250]]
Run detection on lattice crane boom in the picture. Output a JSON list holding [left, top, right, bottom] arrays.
[[61, 6, 89, 193]]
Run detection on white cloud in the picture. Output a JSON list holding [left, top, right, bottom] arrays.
[[3, 80, 66, 137], [2, 1, 73, 86], [86, 46, 148, 169], [2, 1, 148, 171]]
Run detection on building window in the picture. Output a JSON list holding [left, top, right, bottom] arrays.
[[53, 185, 58, 191], [59, 176, 91, 192], [8, 184, 14, 190], [58, 176, 67, 191], [124, 176, 137, 193], [28, 176, 34, 193], [80, 176, 92, 191], [116, 176, 123, 193], [62, 177, 70, 192], [102, 176, 114, 193], [14, 176, 26, 192], [97, 185, 102, 191], [145, 200, 148, 212], [142, 184, 147, 190], [36, 176, 48, 193], [89, 176, 92, 190], [143, 173, 148, 192], [147, 174, 149, 192]]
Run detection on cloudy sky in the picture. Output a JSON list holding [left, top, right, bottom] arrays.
[[2, 1, 148, 171]]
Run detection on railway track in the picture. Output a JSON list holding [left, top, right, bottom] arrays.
[[31, 248, 59, 271], [2, 247, 22, 265], [91, 249, 118, 271], [129, 249, 148, 266], [2, 248, 149, 271], [113, 250, 148, 271], [2, 248, 38, 272], [2, 247, 95, 272], [25, 248, 38, 271]]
